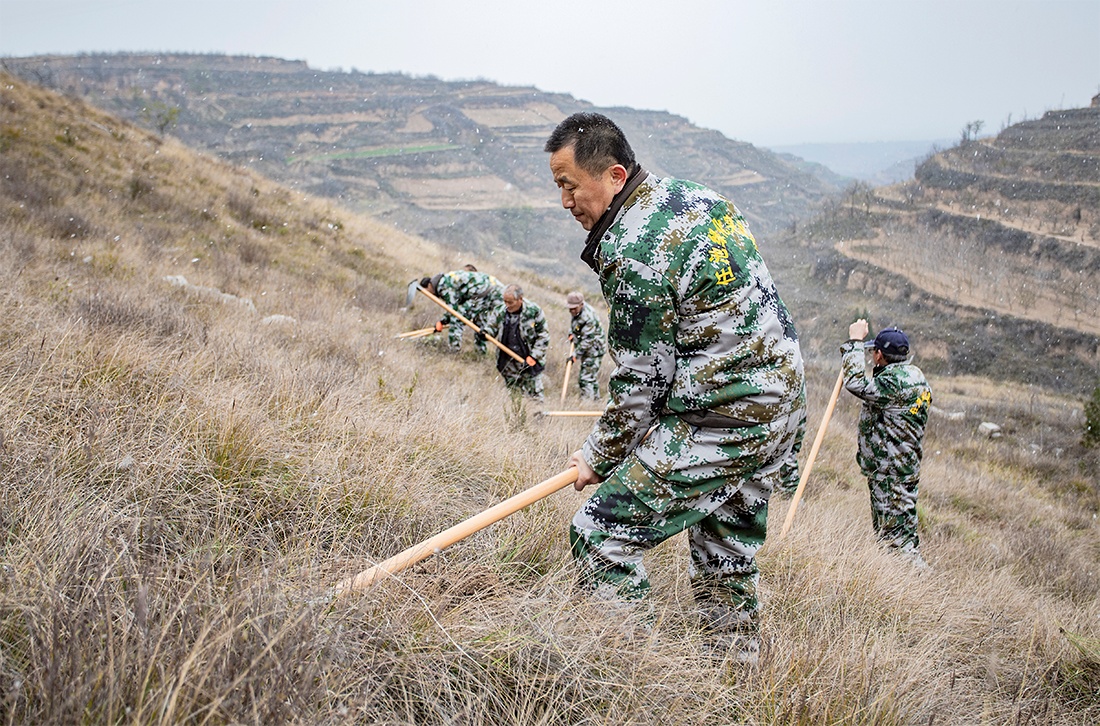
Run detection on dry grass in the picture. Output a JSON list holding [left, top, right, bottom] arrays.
[[1, 72, 1098, 724]]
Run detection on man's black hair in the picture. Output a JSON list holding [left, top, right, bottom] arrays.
[[544, 112, 636, 177]]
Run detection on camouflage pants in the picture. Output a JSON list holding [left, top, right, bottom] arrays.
[[868, 476, 920, 553], [575, 354, 601, 400], [772, 407, 807, 497], [500, 362, 544, 400], [446, 301, 496, 353], [570, 410, 803, 632], [445, 321, 465, 351]]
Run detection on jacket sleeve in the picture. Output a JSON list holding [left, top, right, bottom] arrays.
[[841, 340, 900, 406], [435, 277, 461, 327], [583, 258, 677, 478], [527, 307, 550, 362], [479, 304, 503, 340], [576, 309, 605, 358]]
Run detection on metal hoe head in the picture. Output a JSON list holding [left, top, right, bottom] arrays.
[[403, 279, 421, 309]]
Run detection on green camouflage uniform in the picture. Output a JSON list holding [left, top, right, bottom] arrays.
[[772, 410, 807, 498], [434, 270, 504, 353], [571, 172, 805, 635], [841, 341, 932, 553], [483, 298, 550, 400], [569, 302, 606, 400]]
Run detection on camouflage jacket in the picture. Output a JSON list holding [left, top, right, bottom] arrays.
[[841, 341, 932, 483], [582, 174, 805, 478], [569, 302, 606, 359], [483, 298, 550, 365], [435, 270, 504, 325]]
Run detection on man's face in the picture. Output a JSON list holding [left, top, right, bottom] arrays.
[[504, 292, 522, 313], [549, 145, 624, 231], [568, 305, 582, 317]]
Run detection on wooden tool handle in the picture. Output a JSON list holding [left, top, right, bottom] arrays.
[[560, 341, 575, 405], [334, 467, 579, 595], [416, 286, 525, 364], [779, 368, 845, 539], [395, 327, 436, 339]]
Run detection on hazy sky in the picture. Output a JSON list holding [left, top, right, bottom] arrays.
[[1, 0, 1097, 147]]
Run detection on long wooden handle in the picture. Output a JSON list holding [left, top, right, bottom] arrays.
[[395, 327, 436, 339], [779, 368, 845, 539], [540, 410, 602, 417], [560, 341, 575, 405], [416, 286, 525, 364], [334, 467, 579, 595]]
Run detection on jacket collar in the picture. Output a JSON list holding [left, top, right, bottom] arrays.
[[579, 164, 648, 273]]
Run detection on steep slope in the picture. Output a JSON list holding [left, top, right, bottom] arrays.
[[1, 53, 842, 275], [2, 71, 1098, 726], [792, 104, 1100, 393]]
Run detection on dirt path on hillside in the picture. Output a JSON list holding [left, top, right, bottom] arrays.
[[834, 234, 1100, 337], [874, 188, 1099, 251]]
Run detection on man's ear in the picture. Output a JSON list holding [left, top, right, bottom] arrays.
[[608, 164, 629, 193]]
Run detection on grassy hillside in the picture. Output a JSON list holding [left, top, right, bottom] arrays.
[[1, 53, 842, 283], [2, 73, 1098, 724]]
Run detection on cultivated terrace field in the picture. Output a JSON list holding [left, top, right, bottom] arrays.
[[795, 103, 1100, 395], [1, 72, 1098, 724]]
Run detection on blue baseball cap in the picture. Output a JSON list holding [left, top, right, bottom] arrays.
[[864, 327, 910, 356]]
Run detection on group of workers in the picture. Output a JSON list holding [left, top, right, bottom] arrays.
[[410, 112, 932, 665], [417, 269, 606, 402]]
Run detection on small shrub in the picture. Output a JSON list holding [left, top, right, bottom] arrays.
[[128, 174, 153, 200], [44, 209, 94, 239], [1083, 384, 1100, 448], [0, 124, 22, 151], [140, 101, 180, 135]]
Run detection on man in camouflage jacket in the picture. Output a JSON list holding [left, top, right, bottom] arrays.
[[482, 284, 549, 400], [546, 112, 805, 657], [565, 291, 606, 400], [842, 320, 932, 563], [421, 269, 504, 353]]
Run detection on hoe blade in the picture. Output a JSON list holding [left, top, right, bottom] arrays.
[[403, 279, 421, 309]]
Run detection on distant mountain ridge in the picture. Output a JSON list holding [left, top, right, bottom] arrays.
[[770, 139, 955, 185], [1, 53, 843, 275]]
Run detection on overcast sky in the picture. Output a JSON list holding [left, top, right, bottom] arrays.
[[1, 0, 1097, 147]]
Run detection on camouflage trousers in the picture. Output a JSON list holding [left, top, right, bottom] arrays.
[[771, 406, 806, 497], [868, 476, 920, 553], [569, 409, 803, 632], [500, 362, 544, 401], [575, 354, 601, 400]]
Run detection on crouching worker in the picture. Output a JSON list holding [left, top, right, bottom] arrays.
[[420, 269, 504, 353]]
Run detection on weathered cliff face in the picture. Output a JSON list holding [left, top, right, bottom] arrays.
[[2, 53, 842, 275], [794, 104, 1100, 392]]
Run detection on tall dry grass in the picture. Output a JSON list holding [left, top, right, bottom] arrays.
[[1, 72, 1097, 724]]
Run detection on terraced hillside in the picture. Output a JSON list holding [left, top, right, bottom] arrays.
[[796, 102, 1100, 392], [2, 53, 841, 277]]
